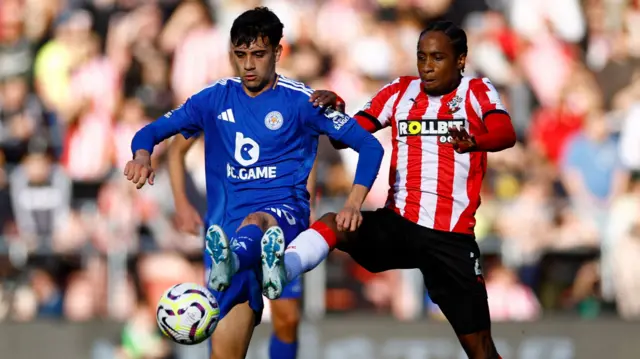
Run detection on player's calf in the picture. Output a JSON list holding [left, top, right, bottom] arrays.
[[209, 302, 256, 359], [436, 293, 501, 359], [457, 330, 501, 359], [269, 298, 301, 359]]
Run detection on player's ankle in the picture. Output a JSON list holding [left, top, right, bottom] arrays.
[[269, 334, 298, 359]]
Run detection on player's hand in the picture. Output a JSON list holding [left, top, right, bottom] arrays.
[[449, 126, 476, 154], [310, 90, 345, 113], [174, 200, 203, 235], [123, 151, 155, 189], [336, 204, 363, 232]]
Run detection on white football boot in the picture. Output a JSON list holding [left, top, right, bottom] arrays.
[[205, 225, 234, 292], [260, 226, 287, 300]]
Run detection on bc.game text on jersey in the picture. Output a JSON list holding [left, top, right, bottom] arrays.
[[226, 163, 277, 180]]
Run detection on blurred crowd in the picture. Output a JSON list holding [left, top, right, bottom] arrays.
[[1, 0, 640, 348]]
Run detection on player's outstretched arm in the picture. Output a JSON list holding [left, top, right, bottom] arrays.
[[168, 134, 203, 235], [332, 122, 383, 231], [126, 94, 207, 189], [307, 107, 384, 231], [130, 106, 201, 157], [125, 116, 191, 189]]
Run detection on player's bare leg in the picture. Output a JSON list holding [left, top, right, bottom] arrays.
[[210, 302, 256, 359], [269, 298, 301, 357], [457, 330, 500, 359]]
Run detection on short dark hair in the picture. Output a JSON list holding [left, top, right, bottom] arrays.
[[420, 20, 468, 58], [230, 7, 284, 48]]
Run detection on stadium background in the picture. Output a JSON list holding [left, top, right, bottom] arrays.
[[1, 0, 640, 358]]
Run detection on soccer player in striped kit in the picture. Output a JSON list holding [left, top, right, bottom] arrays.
[[262, 20, 516, 359]]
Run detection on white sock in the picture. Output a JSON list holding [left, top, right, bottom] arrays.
[[284, 228, 330, 281]]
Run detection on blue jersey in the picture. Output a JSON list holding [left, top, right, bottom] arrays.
[[133, 75, 383, 227]]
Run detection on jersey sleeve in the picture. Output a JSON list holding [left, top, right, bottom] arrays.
[[131, 85, 217, 155], [469, 77, 509, 119], [166, 85, 218, 139], [353, 77, 402, 132], [160, 100, 201, 139], [303, 105, 358, 141]]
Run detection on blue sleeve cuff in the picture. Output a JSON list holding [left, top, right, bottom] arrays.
[[131, 127, 156, 156], [353, 138, 384, 189], [331, 119, 384, 189]]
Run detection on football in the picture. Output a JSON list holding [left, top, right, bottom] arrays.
[[156, 283, 220, 345]]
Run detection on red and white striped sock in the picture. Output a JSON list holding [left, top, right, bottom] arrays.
[[283, 221, 337, 281]]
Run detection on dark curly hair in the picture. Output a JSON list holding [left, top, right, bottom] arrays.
[[230, 7, 284, 49]]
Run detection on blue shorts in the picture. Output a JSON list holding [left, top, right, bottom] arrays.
[[204, 204, 307, 325]]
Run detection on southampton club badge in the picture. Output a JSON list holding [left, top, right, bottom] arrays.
[[447, 96, 463, 114], [264, 111, 284, 130]]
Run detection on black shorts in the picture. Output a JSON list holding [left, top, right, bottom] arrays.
[[336, 207, 490, 335]]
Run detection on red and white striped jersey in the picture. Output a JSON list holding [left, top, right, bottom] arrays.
[[354, 76, 508, 235]]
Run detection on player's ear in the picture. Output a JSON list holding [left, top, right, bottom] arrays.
[[274, 44, 283, 62], [457, 53, 467, 73]]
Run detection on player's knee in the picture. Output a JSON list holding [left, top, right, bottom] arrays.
[[272, 305, 300, 341], [316, 212, 354, 249], [241, 212, 276, 231], [316, 212, 340, 235], [317, 212, 337, 225]]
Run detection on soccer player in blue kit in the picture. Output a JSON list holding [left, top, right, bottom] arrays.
[[124, 7, 384, 359], [167, 96, 333, 359]]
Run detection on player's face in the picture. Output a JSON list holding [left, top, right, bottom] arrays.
[[417, 31, 466, 95], [230, 36, 282, 95]]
